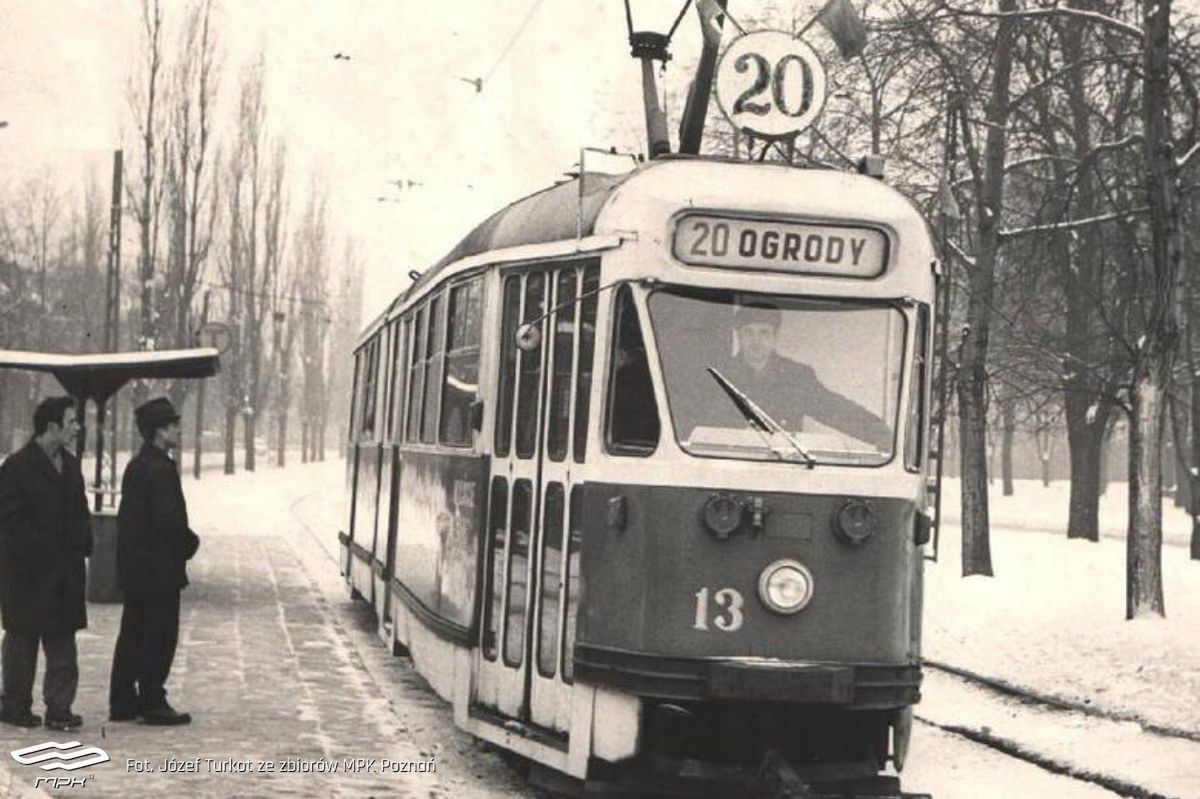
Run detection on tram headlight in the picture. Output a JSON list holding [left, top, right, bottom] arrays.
[[757, 559, 814, 615], [834, 499, 876, 546]]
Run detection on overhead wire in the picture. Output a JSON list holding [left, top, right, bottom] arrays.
[[408, 0, 549, 176]]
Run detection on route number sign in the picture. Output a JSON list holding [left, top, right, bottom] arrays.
[[715, 30, 827, 139]]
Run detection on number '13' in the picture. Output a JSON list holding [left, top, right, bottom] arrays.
[[694, 587, 745, 632]]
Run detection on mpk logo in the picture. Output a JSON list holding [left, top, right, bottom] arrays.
[[10, 741, 110, 771]]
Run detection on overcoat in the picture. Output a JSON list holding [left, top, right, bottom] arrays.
[[718, 353, 894, 450], [117, 443, 199, 595], [0, 440, 92, 634]]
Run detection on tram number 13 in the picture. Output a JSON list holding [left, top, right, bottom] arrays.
[[693, 587, 745, 632]]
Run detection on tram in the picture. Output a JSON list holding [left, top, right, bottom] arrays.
[[339, 155, 936, 797]]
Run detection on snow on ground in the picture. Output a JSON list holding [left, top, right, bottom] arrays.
[[929, 478, 1200, 738], [941, 475, 1196, 547]]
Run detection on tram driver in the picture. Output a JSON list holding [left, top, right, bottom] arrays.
[[719, 301, 893, 451]]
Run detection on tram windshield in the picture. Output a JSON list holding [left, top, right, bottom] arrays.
[[646, 288, 905, 466]]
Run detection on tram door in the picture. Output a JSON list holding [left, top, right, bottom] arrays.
[[476, 261, 598, 736]]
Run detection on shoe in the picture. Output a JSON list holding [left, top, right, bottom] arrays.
[[109, 708, 139, 722], [139, 704, 191, 726], [45, 711, 83, 731], [0, 710, 42, 728]]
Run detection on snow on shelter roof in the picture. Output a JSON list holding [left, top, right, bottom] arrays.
[[0, 348, 220, 402]]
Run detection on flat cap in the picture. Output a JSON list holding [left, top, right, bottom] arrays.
[[135, 397, 180, 431]]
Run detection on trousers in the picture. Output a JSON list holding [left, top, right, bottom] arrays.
[[1, 630, 78, 715], [109, 590, 180, 712]]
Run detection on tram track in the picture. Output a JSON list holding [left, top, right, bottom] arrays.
[[923, 659, 1200, 744], [912, 715, 1182, 799], [918, 661, 1200, 799]]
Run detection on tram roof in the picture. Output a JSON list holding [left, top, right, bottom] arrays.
[[356, 170, 632, 351], [408, 170, 629, 298], [357, 158, 932, 350]]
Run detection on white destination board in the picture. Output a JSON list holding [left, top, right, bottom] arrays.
[[715, 30, 827, 139], [672, 215, 888, 277]]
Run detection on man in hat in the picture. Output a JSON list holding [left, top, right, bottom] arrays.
[[0, 396, 91, 730], [720, 300, 892, 450], [109, 397, 199, 726]]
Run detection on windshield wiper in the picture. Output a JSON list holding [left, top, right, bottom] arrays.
[[706, 367, 816, 467]]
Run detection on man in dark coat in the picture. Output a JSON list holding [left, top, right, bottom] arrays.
[[719, 302, 893, 451], [0, 396, 91, 730], [109, 397, 199, 726]]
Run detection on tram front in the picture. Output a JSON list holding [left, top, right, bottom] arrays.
[[572, 159, 936, 795]]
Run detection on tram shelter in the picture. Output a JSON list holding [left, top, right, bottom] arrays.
[[0, 348, 220, 601]]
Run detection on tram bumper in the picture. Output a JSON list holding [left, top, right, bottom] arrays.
[[575, 645, 921, 707], [709, 660, 855, 702]]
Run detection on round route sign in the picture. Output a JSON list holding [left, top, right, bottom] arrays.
[[715, 30, 827, 140]]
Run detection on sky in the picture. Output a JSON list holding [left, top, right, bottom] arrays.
[[0, 0, 745, 316], [3, 0, 1199, 320]]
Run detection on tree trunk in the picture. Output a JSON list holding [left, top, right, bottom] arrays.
[[1125, 0, 1176, 617], [1193, 372, 1200, 559], [223, 405, 236, 475], [957, 370, 993, 576], [301, 421, 309, 463], [1000, 399, 1014, 496], [244, 412, 256, 471], [1065, 411, 1104, 540], [276, 405, 287, 467], [955, 0, 1018, 578], [1127, 368, 1167, 618], [1189, 310, 1200, 558]]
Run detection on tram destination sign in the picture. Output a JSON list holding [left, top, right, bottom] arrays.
[[672, 214, 887, 277]]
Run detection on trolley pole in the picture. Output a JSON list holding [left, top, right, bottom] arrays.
[[96, 149, 123, 511], [193, 290, 210, 479]]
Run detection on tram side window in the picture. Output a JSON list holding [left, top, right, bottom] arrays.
[[547, 269, 577, 462], [573, 265, 599, 463], [482, 476, 507, 661], [390, 318, 411, 443], [360, 339, 380, 439], [348, 354, 361, 440], [377, 325, 394, 440], [504, 480, 533, 667], [404, 305, 427, 442], [562, 486, 584, 682], [440, 279, 482, 447], [515, 274, 547, 458], [536, 482, 565, 678], [421, 294, 445, 444], [606, 285, 660, 455], [495, 277, 521, 457], [905, 304, 930, 471]]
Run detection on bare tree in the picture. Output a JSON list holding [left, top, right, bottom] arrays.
[[162, 0, 222, 411], [128, 0, 168, 354], [296, 174, 331, 463], [326, 241, 365, 458], [1125, 0, 1179, 618], [221, 55, 287, 472]]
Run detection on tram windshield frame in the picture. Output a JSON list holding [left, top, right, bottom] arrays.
[[643, 286, 908, 467]]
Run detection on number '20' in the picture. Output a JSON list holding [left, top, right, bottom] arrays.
[[733, 52, 815, 118]]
